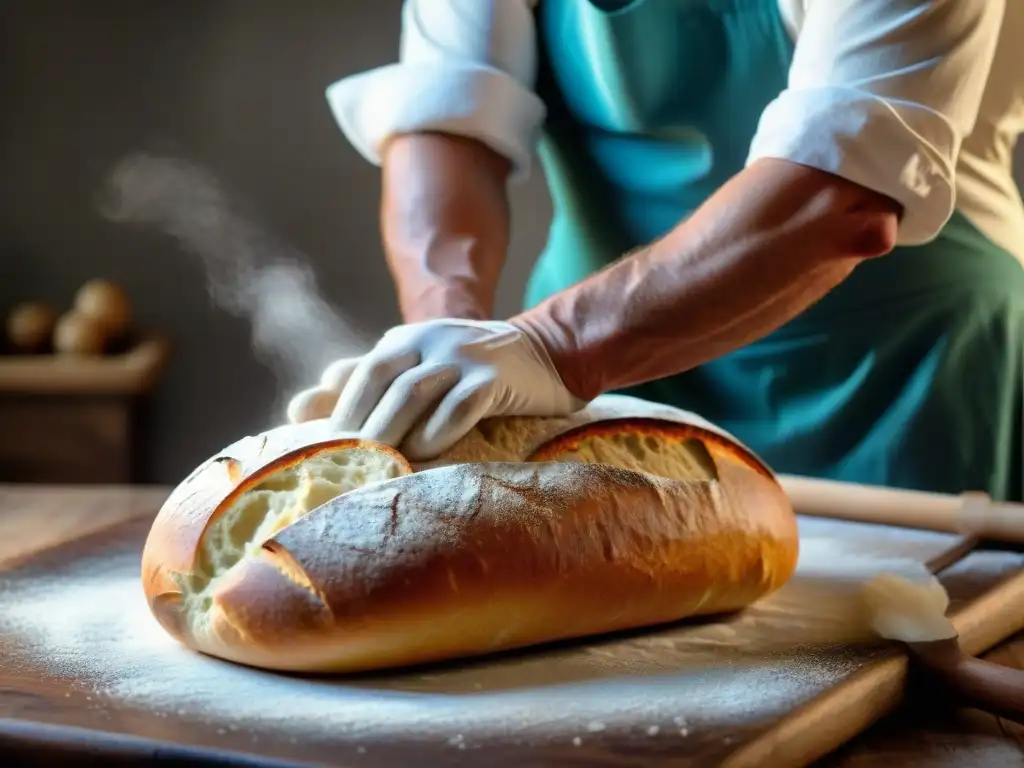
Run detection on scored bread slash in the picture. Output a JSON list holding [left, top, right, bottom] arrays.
[[141, 395, 798, 675], [141, 434, 411, 647], [206, 438, 412, 542], [526, 418, 776, 481], [211, 456, 243, 483]]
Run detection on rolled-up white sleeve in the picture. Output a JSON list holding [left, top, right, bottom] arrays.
[[325, 0, 544, 184], [749, 0, 1006, 245]]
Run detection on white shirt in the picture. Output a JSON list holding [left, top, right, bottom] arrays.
[[327, 0, 1024, 259]]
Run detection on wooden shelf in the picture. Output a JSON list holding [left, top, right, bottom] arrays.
[[0, 335, 171, 396], [0, 335, 172, 483]]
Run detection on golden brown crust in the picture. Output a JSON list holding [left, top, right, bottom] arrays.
[[140, 423, 410, 643], [197, 459, 796, 673], [141, 395, 798, 673]]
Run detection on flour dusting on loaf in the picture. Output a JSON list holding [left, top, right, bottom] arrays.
[[141, 395, 798, 674]]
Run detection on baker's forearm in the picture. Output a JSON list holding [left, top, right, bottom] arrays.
[[381, 132, 512, 323], [514, 158, 901, 400]]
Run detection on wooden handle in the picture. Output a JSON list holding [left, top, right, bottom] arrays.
[[911, 641, 1024, 724], [777, 474, 1024, 543], [950, 656, 1024, 724], [779, 475, 962, 530]]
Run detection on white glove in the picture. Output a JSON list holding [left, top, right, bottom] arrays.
[[285, 319, 584, 460]]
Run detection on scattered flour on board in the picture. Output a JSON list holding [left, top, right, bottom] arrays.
[[0, 518, 965, 746], [2, 555, 452, 739], [1, 552, 735, 743]]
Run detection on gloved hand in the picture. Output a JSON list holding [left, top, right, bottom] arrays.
[[285, 319, 585, 460]]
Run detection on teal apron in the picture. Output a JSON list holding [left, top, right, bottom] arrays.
[[527, 0, 1024, 501]]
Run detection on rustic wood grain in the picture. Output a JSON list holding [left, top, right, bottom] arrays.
[[0, 484, 167, 565], [0, 484, 1022, 767]]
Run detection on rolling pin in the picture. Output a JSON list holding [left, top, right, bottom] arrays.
[[778, 474, 1024, 544]]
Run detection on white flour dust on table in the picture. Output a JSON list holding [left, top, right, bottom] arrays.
[[0, 517, 970, 749]]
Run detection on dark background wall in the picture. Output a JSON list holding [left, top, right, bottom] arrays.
[[2, 1, 1022, 484], [0, 0, 551, 483]]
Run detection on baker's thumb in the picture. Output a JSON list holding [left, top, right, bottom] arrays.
[[319, 357, 360, 390], [284, 357, 360, 424], [285, 386, 340, 424]]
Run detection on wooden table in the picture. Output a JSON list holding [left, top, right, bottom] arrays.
[[1, 484, 1022, 767]]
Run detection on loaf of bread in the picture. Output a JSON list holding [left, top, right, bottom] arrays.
[[141, 395, 798, 673]]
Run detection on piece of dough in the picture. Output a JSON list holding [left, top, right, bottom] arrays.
[[861, 573, 957, 643], [141, 396, 798, 673]]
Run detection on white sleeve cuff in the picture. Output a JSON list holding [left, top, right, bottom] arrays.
[[325, 62, 546, 185], [747, 85, 959, 246]]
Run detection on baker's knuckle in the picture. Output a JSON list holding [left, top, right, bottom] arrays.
[[363, 357, 397, 381], [320, 358, 357, 388]]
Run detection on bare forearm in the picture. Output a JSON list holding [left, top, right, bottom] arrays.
[[514, 158, 901, 400], [381, 132, 512, 322]]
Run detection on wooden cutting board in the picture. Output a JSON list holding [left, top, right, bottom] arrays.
[[1, 492, 1023, 768]]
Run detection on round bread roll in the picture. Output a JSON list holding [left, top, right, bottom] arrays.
[[52, 310, 108, 355], [141, 395, 798, 673], [74, 279, 132, 340], [5, 301, 58, 352]]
